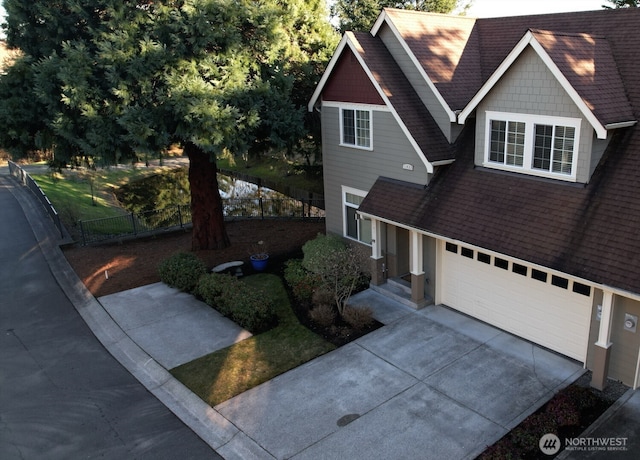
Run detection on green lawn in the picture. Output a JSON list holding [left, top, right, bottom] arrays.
[[31, 165, 181, 225], [170, 273, 336, 406]]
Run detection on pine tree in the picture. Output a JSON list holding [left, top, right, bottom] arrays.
[[0, 0, 338, 250]]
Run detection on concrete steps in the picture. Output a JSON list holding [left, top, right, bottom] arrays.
[[369, 277, 433, 310]]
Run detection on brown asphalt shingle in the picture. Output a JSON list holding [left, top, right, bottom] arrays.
[[531, 29, 634, 126], [358, 8, 640, 294], [348, 32, 454, 162], [383, 9, 482, 111]]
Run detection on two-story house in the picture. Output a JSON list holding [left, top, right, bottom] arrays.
[[308, 7, 640, 390]]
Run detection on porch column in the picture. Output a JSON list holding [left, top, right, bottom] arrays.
[[370, 218, 385, 286], [591, 290, 614, 390], [409, 230, 426, 307]]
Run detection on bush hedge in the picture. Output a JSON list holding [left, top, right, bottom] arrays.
[[197, 273, 277, 334], [158, 252, 207, 293], [283, 259, 319, 302]]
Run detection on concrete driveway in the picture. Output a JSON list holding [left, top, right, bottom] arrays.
[[216, 291, 584, 460]]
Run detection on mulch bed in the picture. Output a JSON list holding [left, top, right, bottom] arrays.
[[63, 219, 325, 297]]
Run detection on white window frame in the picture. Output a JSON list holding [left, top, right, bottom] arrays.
[[342, 186, 372, 245], [339, 104, 373, 150], [484, 111, 581, 181]]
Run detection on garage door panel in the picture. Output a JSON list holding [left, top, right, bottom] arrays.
[[442, 248, 591, 362]]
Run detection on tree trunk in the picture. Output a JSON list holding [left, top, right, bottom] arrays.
[[185, 142, 230, 251]]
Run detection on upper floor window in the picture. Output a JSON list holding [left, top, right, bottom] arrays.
[[341, 108, 371, 149], [485, 111, 580, 181]]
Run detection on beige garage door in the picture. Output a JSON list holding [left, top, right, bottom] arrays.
[[441, 243, 592, 362]]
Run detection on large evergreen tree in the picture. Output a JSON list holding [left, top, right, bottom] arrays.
[[0, 0, 338, 250], [332, 0, 472, 33]]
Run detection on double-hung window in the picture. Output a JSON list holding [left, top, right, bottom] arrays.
[[341, 108, 371, 149], [485, 111, 580, 181], [343, 187, 372, 245], [489, 120, 525, 166], [533, 124, 575, 174]]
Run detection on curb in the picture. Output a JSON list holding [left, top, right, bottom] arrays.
[[4, 175, 269, 459]]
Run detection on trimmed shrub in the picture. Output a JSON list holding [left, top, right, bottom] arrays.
[[283, 259, 319, 301], [311, 288, 333, 307], [196, 273, 277, 334], [231, 287, 277, 334], [301, 233, 346, 273], [309, 303, 337, 327], [341, 305, 374, 331], [196, 273, 238, 315], [158, 252, 207, 292]]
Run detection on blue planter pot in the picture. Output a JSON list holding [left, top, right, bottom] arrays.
[[250, 254, 269, 271]]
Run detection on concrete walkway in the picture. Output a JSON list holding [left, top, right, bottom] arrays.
[[5, 168, 638, 459], [99, 283, 252, 369], [95, 277, 585, 459]]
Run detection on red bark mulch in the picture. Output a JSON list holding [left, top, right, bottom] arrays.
[[63, 219, 325, 298]]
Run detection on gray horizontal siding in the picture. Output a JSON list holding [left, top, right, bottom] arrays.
[[321, 105, 430, 235]]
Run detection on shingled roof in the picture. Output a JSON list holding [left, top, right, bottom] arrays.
[[347, 31, 454, 163], [375, 9, 482, 112], [378, 8, 635, 129], [358, 8, 640, 294]]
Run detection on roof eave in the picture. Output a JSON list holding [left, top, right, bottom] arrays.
[[457, 30, 614, 140], [371, 9, 457, 123], [605, 120, 637, 130]]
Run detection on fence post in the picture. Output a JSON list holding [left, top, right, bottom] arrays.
[[131, 212, 137, 235], [79, 220, 87, 246], [259, 197, 264, 220], [177, 205, 183, 228]]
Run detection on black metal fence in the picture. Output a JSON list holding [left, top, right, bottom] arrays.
[[8, 160, 325, 245], [78, 197, 324, 245], [8, 161, 65, 239]]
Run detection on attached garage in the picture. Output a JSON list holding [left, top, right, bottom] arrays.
[[440, 242, 592, 362]]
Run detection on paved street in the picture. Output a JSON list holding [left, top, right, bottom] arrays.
[[0, 175, 220, 459]]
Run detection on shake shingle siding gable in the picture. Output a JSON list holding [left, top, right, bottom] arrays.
[[474, 46, 595, 183], [377, 25, 457, 141]]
